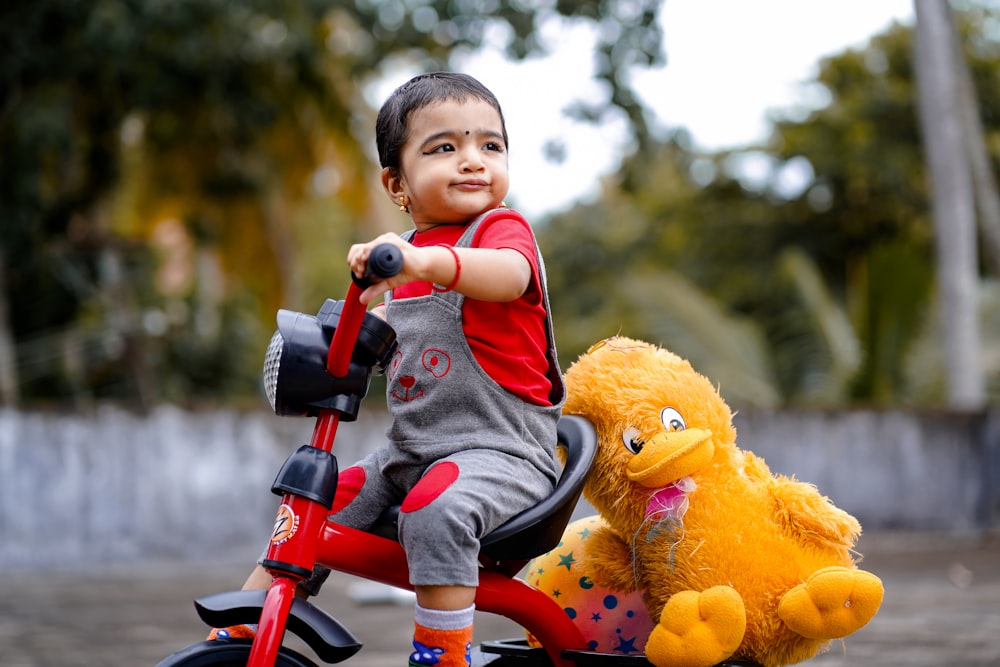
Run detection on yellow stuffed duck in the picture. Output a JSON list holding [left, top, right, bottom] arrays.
[[525, 337, 883, 667]]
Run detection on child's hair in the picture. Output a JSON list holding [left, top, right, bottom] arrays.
[[376, 72, 508, 175]]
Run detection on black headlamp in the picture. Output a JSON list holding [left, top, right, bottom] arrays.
[[262, 299, 396, 420]]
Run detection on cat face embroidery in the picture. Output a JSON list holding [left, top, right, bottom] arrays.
[[389, 348, 452, 402]]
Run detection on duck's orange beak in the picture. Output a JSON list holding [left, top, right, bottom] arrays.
[[626, 428, 714, 487]]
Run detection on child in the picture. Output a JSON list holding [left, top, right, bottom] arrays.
[[212, 72, 564, 667]]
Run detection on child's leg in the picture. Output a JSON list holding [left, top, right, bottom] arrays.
[[400, 451, 554, 667], [205, 564, 277, 640], [410, 585, 476, 667], [416, 585, 476, 611], [243, 563, 274, 590], [206, 561, 334, 639]]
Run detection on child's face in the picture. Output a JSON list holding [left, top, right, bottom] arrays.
[[386, 98, 510, 229]]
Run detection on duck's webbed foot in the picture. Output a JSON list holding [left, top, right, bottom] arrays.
[[777, 566, 884, 639], [645, 586, 746, 667]]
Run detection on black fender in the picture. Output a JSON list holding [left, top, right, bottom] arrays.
[[194, 590, 362, 664]]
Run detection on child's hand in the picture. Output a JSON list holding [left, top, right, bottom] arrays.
[[348, 233, 530, 305], [347, 234, 426, 305]]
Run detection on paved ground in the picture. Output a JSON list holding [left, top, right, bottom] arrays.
[[0, 531, 997, 667]]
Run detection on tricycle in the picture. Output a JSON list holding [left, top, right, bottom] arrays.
[[155, 244, 758, 667]]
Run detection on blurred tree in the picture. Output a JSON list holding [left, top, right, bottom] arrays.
[[0, 0, 664, 405], [955, 0, 1000, 275], [541, 8, 1000, 408], [914, 0, 984, 409]]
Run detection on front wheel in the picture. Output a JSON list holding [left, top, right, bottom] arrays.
[[155, 639, 320, 667]]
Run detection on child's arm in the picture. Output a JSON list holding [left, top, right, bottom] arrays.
[[348, 233, 530, 305]]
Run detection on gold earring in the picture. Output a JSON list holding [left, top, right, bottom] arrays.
[[500, 201, 507, 208], [399, 195, 409, 213]]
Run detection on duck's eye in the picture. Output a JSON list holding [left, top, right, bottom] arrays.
[[660, 407, 686, 432], [622, 426, 645, 454]]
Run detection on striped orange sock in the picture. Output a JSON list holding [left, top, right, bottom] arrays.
[[408, 604, 474, 667]]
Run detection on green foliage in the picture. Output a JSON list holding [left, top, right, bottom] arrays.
[[0, 0, 664, 405], [2, 0, 351, 403], [7, 1, 998, 408], [543, 10, 1000, 408]]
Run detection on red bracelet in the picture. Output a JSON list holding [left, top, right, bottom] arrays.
[[432, 245, 462, 293]]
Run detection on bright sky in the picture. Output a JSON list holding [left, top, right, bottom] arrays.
[[450, 0, 915, 219]]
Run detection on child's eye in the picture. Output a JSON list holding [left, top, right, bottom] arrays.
[[426, 144, 455, 154], [484, 141, 505, 153]]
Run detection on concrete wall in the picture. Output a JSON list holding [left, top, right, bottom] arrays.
[[0, 405, 387, 569], [2, 405, 997, 569], [733, 409, 1000, 532]]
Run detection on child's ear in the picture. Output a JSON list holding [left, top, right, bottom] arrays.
[[381, 167, 405, 202]]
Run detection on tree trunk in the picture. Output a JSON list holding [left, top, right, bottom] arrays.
[[912, 0, 985, 409], [99, 243, 156, 411], [0, 253, 19, 405], [949, 7, 1000, 277]]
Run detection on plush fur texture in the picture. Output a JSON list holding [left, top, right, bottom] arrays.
[[535, 337, 883, 667]]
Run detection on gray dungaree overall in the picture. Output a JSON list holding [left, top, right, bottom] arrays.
[[332, 210, 564, 587]]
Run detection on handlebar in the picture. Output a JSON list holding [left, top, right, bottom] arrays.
[[352, 243, 404, 290], [327, 243, 402, 378]]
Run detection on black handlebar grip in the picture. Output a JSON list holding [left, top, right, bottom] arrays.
[[353, 242, 404, 288]]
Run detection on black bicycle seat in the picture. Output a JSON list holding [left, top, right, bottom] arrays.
[[370, 415, 597, 570]]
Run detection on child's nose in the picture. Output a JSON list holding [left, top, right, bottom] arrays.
[[460, 147, 485, 171]]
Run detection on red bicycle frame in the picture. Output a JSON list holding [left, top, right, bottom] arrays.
[[247, 277, 371, 666]]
